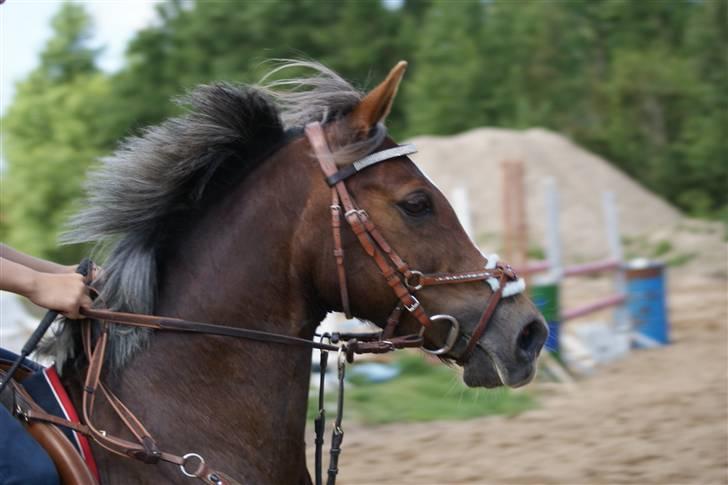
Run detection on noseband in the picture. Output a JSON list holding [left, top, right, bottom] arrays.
[[305, 122, 523, 363]]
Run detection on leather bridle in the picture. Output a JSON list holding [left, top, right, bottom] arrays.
[[305, 121, 520, 363], [1, 122, 523, 485]]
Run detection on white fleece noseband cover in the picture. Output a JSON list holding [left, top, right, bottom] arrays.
[[483, 253, 526, 297]]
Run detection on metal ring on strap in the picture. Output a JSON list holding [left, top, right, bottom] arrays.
[[405, 270, 423, 291], [180, 453, 205, 478], [420, 315, 460, 356]]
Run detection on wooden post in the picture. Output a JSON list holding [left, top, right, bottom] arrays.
[[501, 160, 527, 269]]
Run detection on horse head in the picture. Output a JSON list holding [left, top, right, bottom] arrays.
[[297, 61, 547, 388]]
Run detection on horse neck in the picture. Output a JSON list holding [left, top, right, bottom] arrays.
[[158, 137, 325, 335], [87, 140, 325, 482]]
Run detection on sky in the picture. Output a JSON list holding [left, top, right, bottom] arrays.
[[0, 0, 405, 117], [0, 0, 161, 118], [0, 0, 405, 170]]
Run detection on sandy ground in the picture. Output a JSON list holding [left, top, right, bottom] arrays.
[[308, 274, 728, 484]]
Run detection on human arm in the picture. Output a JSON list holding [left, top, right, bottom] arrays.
[[0, 251, 91, 319], [0, 244, 75, 274]]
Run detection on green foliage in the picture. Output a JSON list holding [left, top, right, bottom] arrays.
[[651, 240, 673, 258], [39, 2, 99, 83], [1, 3, 115, 262], [404, 1, 484, 136], [666, 252, 697, 267], [308, 353, 535, 424], [527, 245, 546, 261], [2, 0, 726, 261]]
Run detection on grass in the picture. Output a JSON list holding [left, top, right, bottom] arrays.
[[527, 245, 546, 260], [667, 251, 697, 267], [308, 353, 536, 425], [651, 240, 673, 258]]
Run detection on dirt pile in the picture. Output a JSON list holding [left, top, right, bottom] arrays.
[[409, 127, 726, 278]]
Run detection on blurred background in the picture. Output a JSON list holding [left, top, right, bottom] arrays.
[[1, 1, 726, 484]]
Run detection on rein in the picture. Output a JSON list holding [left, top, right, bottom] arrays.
[[3, 122, 523, 485]]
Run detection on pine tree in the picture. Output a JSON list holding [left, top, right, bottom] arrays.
[[404, 1, 484, 136], [1, 3, 115, 262]]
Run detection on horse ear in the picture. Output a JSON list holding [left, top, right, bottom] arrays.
[[349, 60, 407, 133]]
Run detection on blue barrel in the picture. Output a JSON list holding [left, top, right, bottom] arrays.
[[529, 278, 559, 354], [625, 260, 669, 347]]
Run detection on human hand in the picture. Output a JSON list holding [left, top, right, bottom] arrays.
[[26, 272, 92, 319]]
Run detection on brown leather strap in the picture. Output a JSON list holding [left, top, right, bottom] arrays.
[[1, 370, 87, 436], [80, 308, 341, 352], [76, 321, 242, 483], [458, 272, 508, 363], [24, 408, 90, 435], [418, 269, 502, 287], [330, 190, 352, 318], [382, 304, 403, 339], [305, 122, 431, 329]]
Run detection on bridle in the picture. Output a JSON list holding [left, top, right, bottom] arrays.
[[1, 121, 524, 485], [306, 121, 522, 362]]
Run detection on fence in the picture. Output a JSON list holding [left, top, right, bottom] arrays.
[[499, 162, 669, 356]]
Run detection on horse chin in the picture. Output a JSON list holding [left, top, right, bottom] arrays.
[[461, 346, 536, 389]]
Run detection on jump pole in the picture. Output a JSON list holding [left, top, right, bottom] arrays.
[[451, 186, 473, 239], [550, 188, 629, 327], [533, 182, 630, 357], [530, 177, 563, 354], [530, 177, 574, 385], [602, 192, 631, 345]]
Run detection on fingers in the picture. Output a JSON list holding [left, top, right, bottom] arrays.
[[62, 277, 93, 320], [30, 272, 94, 320]]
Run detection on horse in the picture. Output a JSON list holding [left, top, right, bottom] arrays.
[[44, 60, 547, 483]]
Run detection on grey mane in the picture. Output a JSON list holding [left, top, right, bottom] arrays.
[[44, 61, 386, 372]]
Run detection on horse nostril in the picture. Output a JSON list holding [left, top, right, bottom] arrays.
[[516, 319, 547, 361]]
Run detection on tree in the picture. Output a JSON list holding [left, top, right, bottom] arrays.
[[1, 3, 115, 262], [676, 0, 728, 215], [403, 1, 484, 136]]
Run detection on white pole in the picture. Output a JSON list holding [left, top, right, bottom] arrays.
[[451, 186, 473, 239], [602, 191, 630, 344], [544, 178, 563, 282]]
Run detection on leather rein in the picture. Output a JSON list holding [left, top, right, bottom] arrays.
[[8, 121, 519, 485]]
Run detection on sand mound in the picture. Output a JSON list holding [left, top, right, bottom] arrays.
[[409, 127, 726, 277]]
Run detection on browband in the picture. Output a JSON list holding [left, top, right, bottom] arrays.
[[325, 144, 417, 186]]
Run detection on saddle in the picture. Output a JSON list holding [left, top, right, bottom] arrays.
[[0, 348, 99, 484]]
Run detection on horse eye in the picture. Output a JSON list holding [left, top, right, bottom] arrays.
[[398, 192, 433, 217]]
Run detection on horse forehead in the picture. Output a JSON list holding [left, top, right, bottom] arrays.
[[363, 139, 430, 185]]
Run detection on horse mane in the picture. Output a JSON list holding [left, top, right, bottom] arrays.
[[44, 61, 386, 372]]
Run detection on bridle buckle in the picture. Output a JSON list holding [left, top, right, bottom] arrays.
[[404, 295, 420, 313]]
